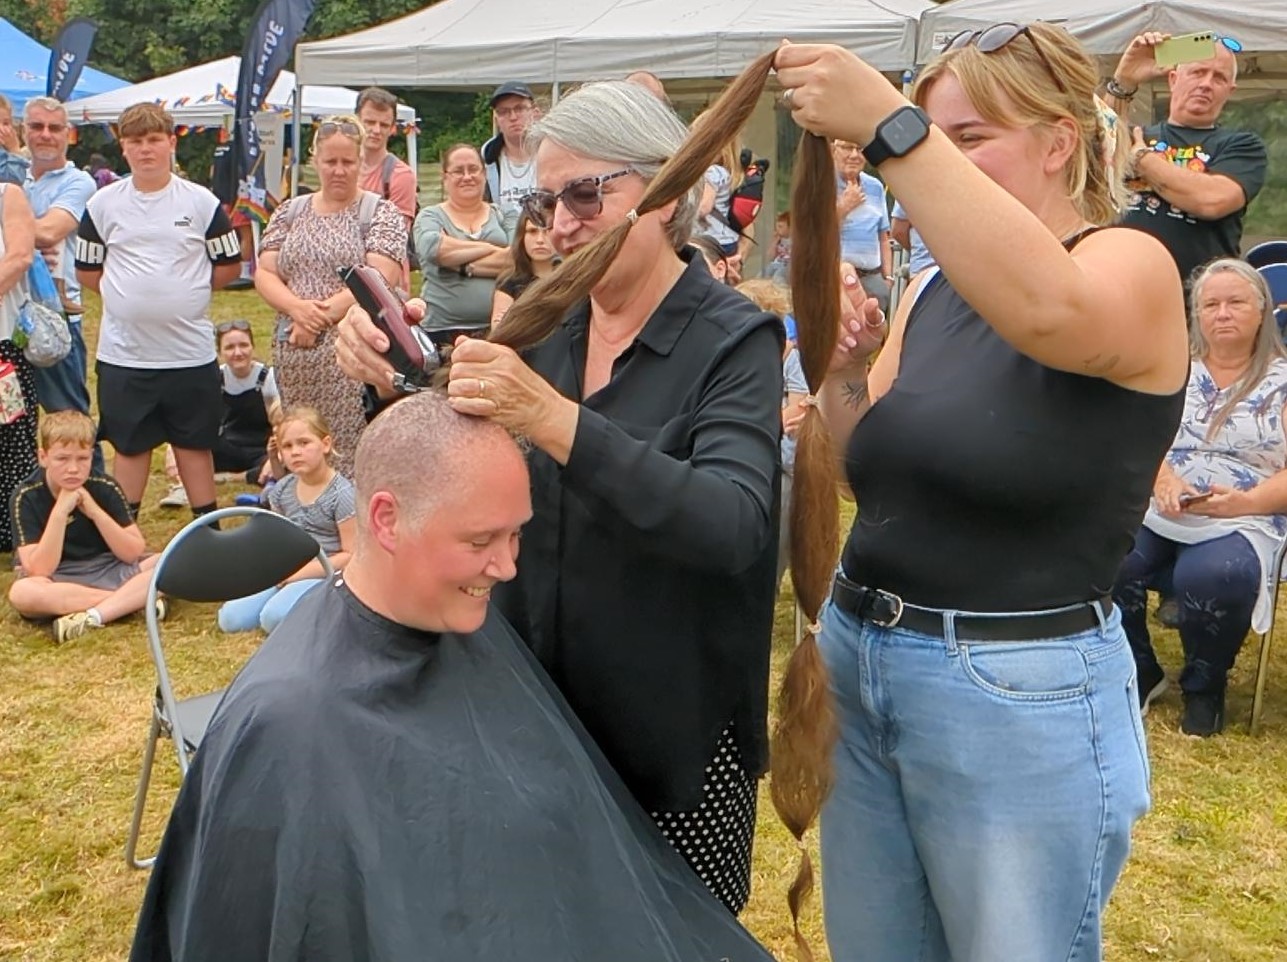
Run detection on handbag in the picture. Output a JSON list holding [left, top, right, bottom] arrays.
[[15, 256, 71, 367]]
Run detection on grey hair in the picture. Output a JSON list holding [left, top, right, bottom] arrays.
[[24, 96, 68, 122], [353, 392, 525, 534], [526, 80, 699, 251], [1189, 257, 1287, 439]]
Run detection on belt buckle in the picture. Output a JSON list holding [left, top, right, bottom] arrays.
[[868, 588, 905, 628]]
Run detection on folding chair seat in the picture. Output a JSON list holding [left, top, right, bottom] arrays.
[[125, 506, 333, 869]]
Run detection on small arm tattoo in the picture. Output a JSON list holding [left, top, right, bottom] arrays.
[[841, 379, 868, 410], [1082, 353, 1121, 376]]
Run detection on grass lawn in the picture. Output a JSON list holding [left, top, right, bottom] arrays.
[[1, 288, 1285, 961]]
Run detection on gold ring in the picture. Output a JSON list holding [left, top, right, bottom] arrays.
[[478, 378, 487, 398]]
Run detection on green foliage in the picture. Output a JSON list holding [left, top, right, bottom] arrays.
[[1223, 101, 1287, 240]]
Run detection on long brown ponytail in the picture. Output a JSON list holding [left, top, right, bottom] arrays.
[[769, 131, 842, 960], [486, 52, 778, 355]]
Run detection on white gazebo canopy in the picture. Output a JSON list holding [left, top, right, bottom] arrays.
[[917, 0, 1287, 99], [295, 0, 931, 88], [65, 55, 416, 126]]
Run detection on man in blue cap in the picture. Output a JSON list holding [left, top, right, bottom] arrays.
[[480, 81, 536, 232]]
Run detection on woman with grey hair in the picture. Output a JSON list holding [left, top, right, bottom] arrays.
[[338, 79, 783, 912], [1114, 258, 1287, 736]]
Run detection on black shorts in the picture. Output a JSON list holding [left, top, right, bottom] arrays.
[[96, 361, 221, 455]]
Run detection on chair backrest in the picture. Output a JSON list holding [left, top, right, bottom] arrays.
[[155, 508, 328, 602], [1246, 240, 1287, 270], [143, 506, 333, 763], [1259, 264, 1287, 311]]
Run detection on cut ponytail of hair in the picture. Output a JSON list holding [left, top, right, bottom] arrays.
[[486, 52, 778, 357], [769, 129, 842, 962]]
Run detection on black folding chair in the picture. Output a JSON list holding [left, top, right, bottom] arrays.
[[125, 506, 333, 869]]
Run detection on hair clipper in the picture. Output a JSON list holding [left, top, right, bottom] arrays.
[[338, 265, 441, 392]]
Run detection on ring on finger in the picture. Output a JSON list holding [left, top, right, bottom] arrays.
[[781, 87, 795, 108], [478, 377, 487, 398]]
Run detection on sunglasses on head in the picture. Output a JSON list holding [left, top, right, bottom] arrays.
[[945, 22, 1068, 95], [519, 168, 635, 229], [317, 120, 362, 139], [216, 320, 252, 334]]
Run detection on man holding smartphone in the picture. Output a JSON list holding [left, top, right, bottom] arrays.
[[1107, 32, 1266, 290]]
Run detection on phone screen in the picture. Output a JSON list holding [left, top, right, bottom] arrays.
[[1179, 491, 1214, 507], [1154, 32, 1216, 68]]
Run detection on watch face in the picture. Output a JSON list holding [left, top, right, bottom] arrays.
[[885, 110, 929, 155]]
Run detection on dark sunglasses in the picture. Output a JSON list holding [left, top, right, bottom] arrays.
[[520, 168, 635, 229], [25, 122, 67, 134], [945, 22, 1068, 96], [216, 320, 252, 334], [317, 120, 362, 138]]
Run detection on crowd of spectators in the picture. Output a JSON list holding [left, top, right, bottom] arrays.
[[1, 32, 1283, 962]]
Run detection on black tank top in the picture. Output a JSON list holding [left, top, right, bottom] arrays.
[[841, 259, 1184, 611]]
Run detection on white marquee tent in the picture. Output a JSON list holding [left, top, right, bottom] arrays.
[[64, 55, 416, 126], [918, 0, 1287, 99], [294, 0, 932, 89]]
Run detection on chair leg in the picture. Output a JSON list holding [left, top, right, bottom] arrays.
[[125, 713, 163, 870], [1250, 628, 1274, 735]]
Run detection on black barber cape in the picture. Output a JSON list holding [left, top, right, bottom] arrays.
[[131, 578, 773, 962]]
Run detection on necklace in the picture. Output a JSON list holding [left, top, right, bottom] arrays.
[[501, 150, 534, 181]]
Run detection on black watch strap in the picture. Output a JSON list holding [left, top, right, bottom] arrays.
[[863, 106, 931, 168]]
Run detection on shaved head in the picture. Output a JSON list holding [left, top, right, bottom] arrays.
[[354, 392, 525, 537]]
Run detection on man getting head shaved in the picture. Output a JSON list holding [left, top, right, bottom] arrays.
[[130, 392, 773, 962]]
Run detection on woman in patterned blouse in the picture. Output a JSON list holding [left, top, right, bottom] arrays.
[[1114, 258, 1287, 736]]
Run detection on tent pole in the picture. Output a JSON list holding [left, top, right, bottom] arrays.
[[290, 81, 302, 198]]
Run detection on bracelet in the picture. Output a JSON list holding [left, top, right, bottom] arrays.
[[1105, 77, 1137, 100], [458, 264, 469, 277]]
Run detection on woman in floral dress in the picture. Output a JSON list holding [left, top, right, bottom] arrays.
[[254, 115, 406, 477]]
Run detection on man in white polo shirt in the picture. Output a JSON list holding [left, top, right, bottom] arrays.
[[75, 102, 243, 520]]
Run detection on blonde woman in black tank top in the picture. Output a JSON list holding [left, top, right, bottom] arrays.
[[776, 23, 1189, 962]]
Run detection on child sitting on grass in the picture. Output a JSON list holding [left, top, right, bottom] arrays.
[[8, 410, 160, 644], [216, 406, 354, 633]]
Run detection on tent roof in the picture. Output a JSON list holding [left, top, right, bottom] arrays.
[[918, 0, 1287, 93], [0, 17, 126, 112], [295, 0, 932, 88], [65, 55, 415, 126]]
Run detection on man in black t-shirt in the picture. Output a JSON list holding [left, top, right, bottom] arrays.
[[1107, 32, 1267, 289], [8, 411, 158, 644]]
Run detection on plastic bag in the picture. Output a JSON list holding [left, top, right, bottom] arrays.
[[13, 257, 71, 367]]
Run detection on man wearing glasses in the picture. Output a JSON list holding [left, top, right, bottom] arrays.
[[22, 97, 99, 466], [481, 81, 537, 231], [1109, 32, 1267, 289], [833, 139, 892, 313]]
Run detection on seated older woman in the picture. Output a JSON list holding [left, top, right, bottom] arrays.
[[1113, 258, 1287, 736]]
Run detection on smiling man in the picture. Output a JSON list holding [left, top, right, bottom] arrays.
[[131, 392, 775, 962], [1110, 32, 1267, 288]]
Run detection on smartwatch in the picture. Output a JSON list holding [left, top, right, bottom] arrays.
[[863, 106, 931, 168]]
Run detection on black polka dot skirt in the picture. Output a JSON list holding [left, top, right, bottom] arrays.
[[650, 723, 757, 914], [0, 341, 38, 550]]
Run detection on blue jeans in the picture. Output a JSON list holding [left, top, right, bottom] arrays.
[[217, 578, 323, 633], [1114, 528, 1259, 694], [33, 319, 103, 473], [817, 596, 1150, 962]]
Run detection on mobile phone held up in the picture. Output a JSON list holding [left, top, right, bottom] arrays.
[[338, 265, 441, 392], [1179, 490, 1214, 508], [1154, 32, 1216, 69]]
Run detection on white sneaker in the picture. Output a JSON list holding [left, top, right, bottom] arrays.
[[158, 484, 189, 508]]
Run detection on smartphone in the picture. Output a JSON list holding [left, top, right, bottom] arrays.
[[1179, 491, 1214, 508], [1154, 32, 1216, 68]]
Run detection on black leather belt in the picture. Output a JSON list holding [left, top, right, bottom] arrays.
[[830, 573, 1111, 642]]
